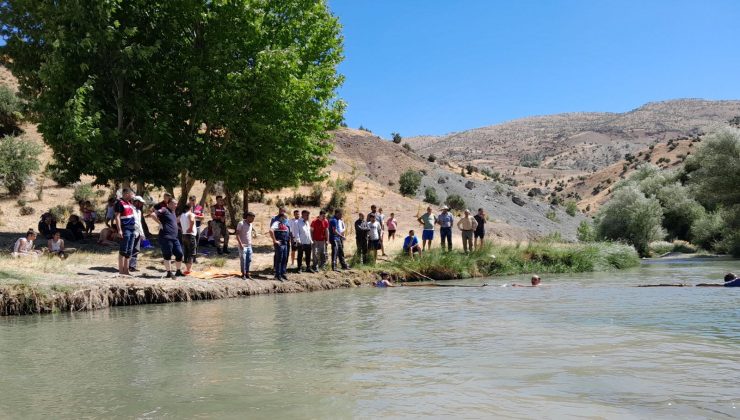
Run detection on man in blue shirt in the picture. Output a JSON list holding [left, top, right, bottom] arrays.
[[329, 209, 349, 271], [436, 206, 454, 251], [402, 230, 422, 258], [270, 212, 291, 281]]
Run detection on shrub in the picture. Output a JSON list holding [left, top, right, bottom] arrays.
[[565, 201, 578, 217], [577, 220, 596, 242], [402, 143, 413, 152], [19, 205, 35, 216], [49, 204, 74, 223], [399, 170, 422, 196], [595, 186, 665, 257], [445, 194, 466, 211], [246, 189, 265, 203], [73, 183, 95, 204], [545, 210, 559, 222], [16, 199, 26, 207], [45, 163, 78, 187], [358, 125, 371, 132], [391, 132, 402, 144], [671, 240, 697, 254], [333, 177, 354, 193], [690, 210, 725, 250], [309, 184, 324, 206], [649, 241, 674, 256], [423, 187, 439, 205], [427, 154, 437, 163], [0, 135, 42, 196], [0, 86, 23, 134], [323, 190, 346, 213]]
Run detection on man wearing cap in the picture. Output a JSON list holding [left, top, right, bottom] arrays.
[[114, 188, 137, 275], [436, 206, 454, 251], [236, 211, 256, 279], [417, 206, 436, 251], [189, 195, 204, 263], [128, 195, 146, 272], [457, 209, 478, 253], [310, 210, 330, 271]]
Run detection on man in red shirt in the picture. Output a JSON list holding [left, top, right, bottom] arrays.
[[211, 195, 229, 255], [310, 210, 330, 272]]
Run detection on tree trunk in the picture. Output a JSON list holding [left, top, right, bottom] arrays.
[[177, 170, 196, 208], [243, 187, 249, 213], [136, 180, 145, 196], [224, 186, 238, 230], [199, 179, 213, 207]]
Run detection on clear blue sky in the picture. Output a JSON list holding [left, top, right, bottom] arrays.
[[329, 0, 740, 137]]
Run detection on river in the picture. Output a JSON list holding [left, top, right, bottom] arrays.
[[1, 259, 738, 419]]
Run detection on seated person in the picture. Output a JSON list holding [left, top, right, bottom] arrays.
[[48, 231, 76, 258], [402, 230, 422, 258], [199, 220, 216, 247], [724, 272, 739, 287], [512, 275, 542, 287], [97, 223, 119, 246], [13, 229, 42, 258], [38, 213, 58, 240], [65, 215, 86, 241], [374, 272, 395, 288]]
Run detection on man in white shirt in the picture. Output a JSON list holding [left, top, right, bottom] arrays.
[[289, 209, 301, 266], [366, 213, 382, 265], [294, 210, 314, 272], [129, 195, 146, 272], [236, 211, 256, 280]]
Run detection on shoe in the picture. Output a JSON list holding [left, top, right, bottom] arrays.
[[129, 267, 138, 272], [222, 247, 230, 255], [281, 275, 289, 281], [342, 266, 350, 270], [333, 268, 340, 272], [166, 271, 175, 279], [175, 270, 184, 277], [243, 274, 251, 280], [311, 268, 318, 273], [274, 276, 283, 282]]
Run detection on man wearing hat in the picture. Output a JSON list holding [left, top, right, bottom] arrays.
[[436, 205, 454, 251], [457, 209, 478, 253], [129, 195, 147, 272]]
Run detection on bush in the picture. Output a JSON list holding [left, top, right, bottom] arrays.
[[565, 201, 578, 217], [246, 189, 265, 203], [309, 184, 324, 206], [445, 194, 466, 211], [427, 154, 437, 163], [16, 199, 26, 207], [402, 143, 413, 152], [545, 210, 559, 222], [19, 205, 35, 216], [45, 163, 79, 187], [0, 86, 23, 134], [49, 204, 74, 223], [671, 240, 697, 254], [577, 220, 596, 242], [333, 177, 354, 193], [391, 132, 402, 144], [73, 183, 95, 204], [0, 135, 42, 196], [649, 241, 674, 256], [690, 210, 725, 250], [323, 190, 346, 213], [423, 187, 439, 205], [595, 186, 665, 257], [399, 170, 422, 196]]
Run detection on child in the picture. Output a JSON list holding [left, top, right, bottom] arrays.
[[386, 213, 397, 241], [48, 231, 76, 258], [105, 197, 116, 227], [374, 272, 395, 287]]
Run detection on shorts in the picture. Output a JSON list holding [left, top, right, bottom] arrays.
[[387, 229, 396, 237], [474, 230, 485, 239], [422, 230, 434, 241], [369, 239, 381, 250], [160, 238, 184, 262], [403, 245, 421, 254], [182, 235, 196, 263], [119, 229, 136, 257]]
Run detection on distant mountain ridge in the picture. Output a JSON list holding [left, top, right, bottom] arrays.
[[407, 99, 740, 171]]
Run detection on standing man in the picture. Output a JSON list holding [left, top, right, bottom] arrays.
[[236, 211, 255, 279], [474, 208, 487, 250], [457, 209, 478, 253], [294, 210, 313, 273], [189, 195, 204, 263], [114, 188, 137, 275], [180, 202, 197, 275], [310, 210, 330, 272], [354, 212, 370, 265], [289, 209, 301, 267], [211, 195, 229, 255], [329, 209, 349, 271], [417, 206, 436, 251], [367, 213, 382, 265], [129, 195, 146, 273], [377, 207, 387, 257], [149, 199, 184, 278], [437, 206, 454, 251], [269, 212, 291, 281]]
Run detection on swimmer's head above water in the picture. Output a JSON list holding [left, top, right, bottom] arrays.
[[724, 273, 737, 283], [531, 275, 541, 286]]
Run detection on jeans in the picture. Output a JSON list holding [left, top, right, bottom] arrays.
[[119, 229, 136, 257], [331, 238, 348, 270], [461, 230, 474, 253], [440, 227, 452, 251], [239, 245, 253, 275], [273, 241, 289, 277], [129, 235, 141, 269], [297, 244, 312, 270], [312, 241, 328, 269]]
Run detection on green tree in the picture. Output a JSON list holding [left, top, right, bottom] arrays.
[[576, 220, 596, 242], [595, 186, 665, 256], [392, 132, 402, 144], [0, 86, 23, 135], [446, 194, 466, 211], [0, 135, 42, 196], [424, 187, 439, 205], [399, 170, 422, 196]]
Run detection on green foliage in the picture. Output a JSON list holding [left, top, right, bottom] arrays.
[[577, 220, 596, 242], [648, 241, 674, 256], [246, 189, 265, 203], [545, 210, 559, 222], [19, 205, 34, 216], [391, 132, 402, 144], [358, 125, 371, 132], [595, 186, 665, 256], [423, 187, 439, 205], [45, 163, 79, 187], [445, 194, 466, 211], [565, 200, 578, 217], [333, 177, 355, 193], [465, 164, 478, 175], [399, 170, 422, 196], [402, 143, 413, 152], [0, 135, 42, 196], [73, 183, 95, 204], [519, 154, 541, 168], [685, 128, 740, 209], [427, 154, 437, 163], [324, 190, 346, 213], [49, 204, 74, 223], [0, 86, 23, 134], [690, 210, 726, 251]]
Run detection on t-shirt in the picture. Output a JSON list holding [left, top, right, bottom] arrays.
[[289, 218, 301, 240], [474, 214, 486, 233], [420, 213, 436, 230], [180, 212, 196, 236], [294, 219, 313, 245], [236, 220, 253, 247], [156, 208, 179, 240], [311, 218, 330, 241], [438, 212, 453, 228], [13, 238, 33, 254], [114, 199, 137, 230], [403, 236, 419, 250], [725, 278, 740, 288], [368, 221, 382, 241], [329, 217, 345, 240], [387, 218, 397, 230], [193, 205, 204, 227]]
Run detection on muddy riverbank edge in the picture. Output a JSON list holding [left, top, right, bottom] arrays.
[[0, 270, 382, 316]]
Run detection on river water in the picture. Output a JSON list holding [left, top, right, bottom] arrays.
[[1, 259, 738, 419]]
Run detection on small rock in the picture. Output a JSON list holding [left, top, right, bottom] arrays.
[[465, 181, 475, 190], [512, 196, 526, 206], [438, 177, 446, 184]]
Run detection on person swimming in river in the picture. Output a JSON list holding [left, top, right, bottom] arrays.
[[695, 273, 740, 287], [511, 275, 542, 287], [374, 272, 395, 288]]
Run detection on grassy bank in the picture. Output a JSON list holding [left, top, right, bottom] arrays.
[[383, 242, 640, 280]]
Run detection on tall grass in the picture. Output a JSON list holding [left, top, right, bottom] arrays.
[[386, 241, 639, 280]]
